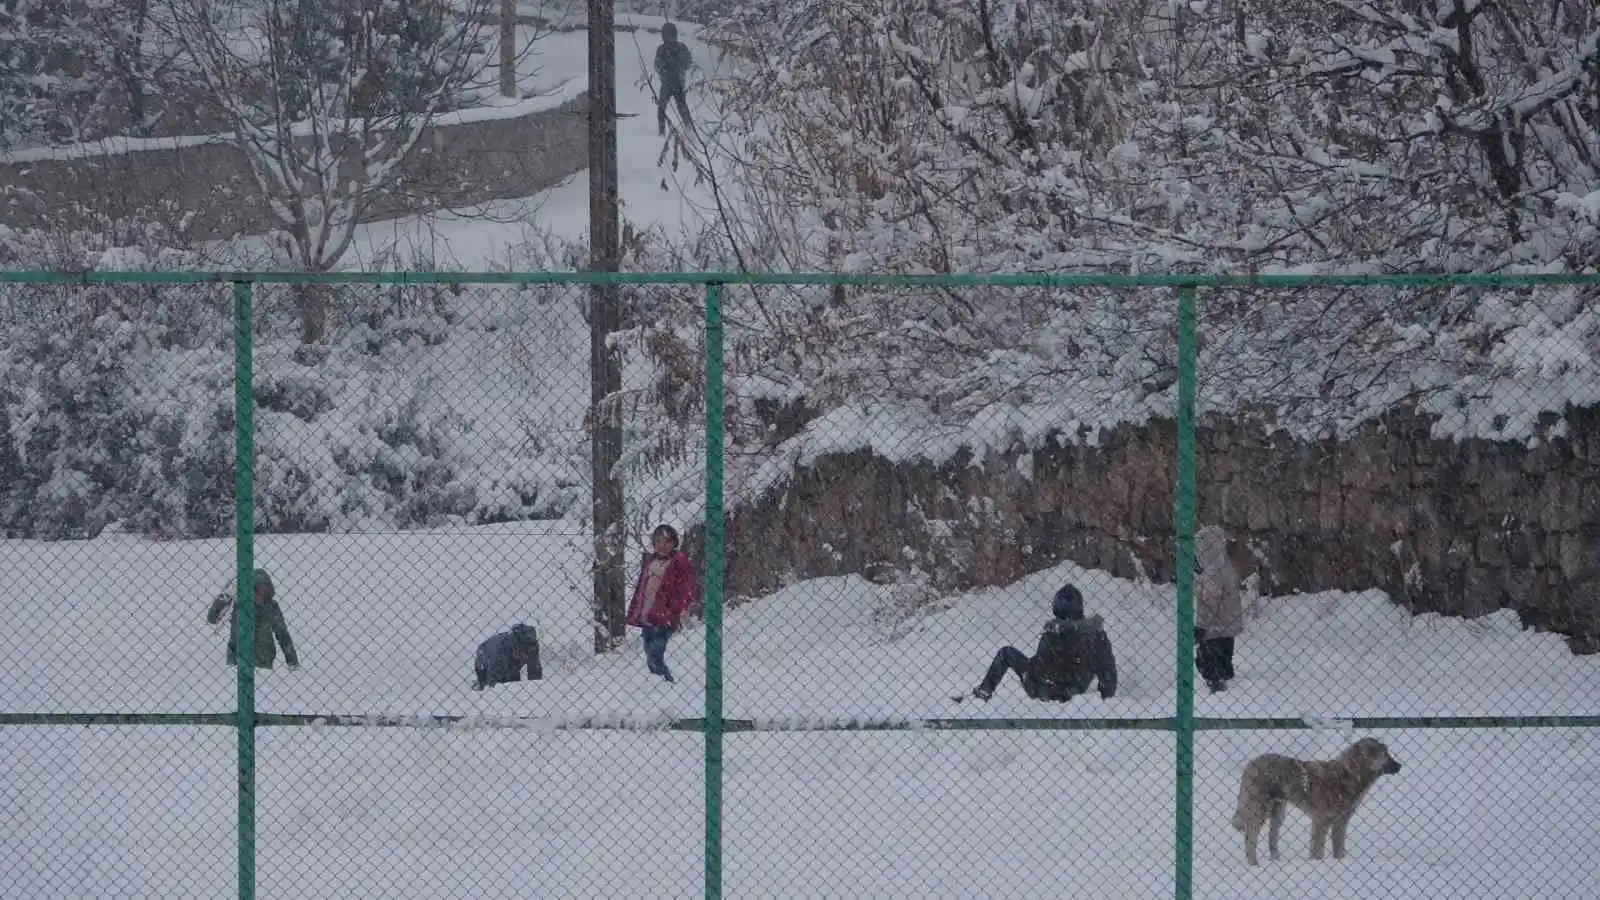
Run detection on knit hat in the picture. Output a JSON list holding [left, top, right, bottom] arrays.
[[1052, 583, 1084, 620]]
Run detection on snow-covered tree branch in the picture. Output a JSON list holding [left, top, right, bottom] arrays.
[[168, 0, 494, 342], [688, 0, 1599, 447]]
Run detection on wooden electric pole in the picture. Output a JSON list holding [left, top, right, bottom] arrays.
[[499, 0, 517, 97], [587, 0, 626, 653]]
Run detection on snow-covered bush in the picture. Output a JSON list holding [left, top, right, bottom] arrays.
[[0, 0, 200, 149], [694, 0, 1600, 452], [0, 232, 585, 539], [493, 219, 725, 544]]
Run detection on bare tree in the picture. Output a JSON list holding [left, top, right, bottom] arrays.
[[170, 0, 493, 343]]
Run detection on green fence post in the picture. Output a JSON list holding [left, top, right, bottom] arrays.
[[703, 281, 726, 900], [232, 280, 257, 900], [1174, 285, 1198, 900]]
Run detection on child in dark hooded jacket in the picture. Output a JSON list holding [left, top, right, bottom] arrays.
[[205, 568, 298, 670], [473, 623, 543, 690], [653, 22, 693, 135], [965, 583, 1117, 702]]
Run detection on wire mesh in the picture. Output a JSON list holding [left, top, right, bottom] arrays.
[[722, 730, 1174, 897], [1189, 282, 1600, 897], [236, 278, 709, 897], [1193, 728, 1600, 898], [0, 278, 240, 895], [713, 279, 1181, 895], [0, 726, 238, 896], [0, 271, 1595, 899]]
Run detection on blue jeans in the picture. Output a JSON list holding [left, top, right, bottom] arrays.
[[642, 626, 674, 682]]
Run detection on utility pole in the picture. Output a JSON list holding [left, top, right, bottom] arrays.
[[587, 0, 626, 653], [499, 0, 517, 97]]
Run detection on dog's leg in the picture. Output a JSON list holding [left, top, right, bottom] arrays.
[[1309, 817, 1330, 860], [1330, 817, 1350, 859], [1243, 819, 1262, 866], [1267, 799, 1285, 861]]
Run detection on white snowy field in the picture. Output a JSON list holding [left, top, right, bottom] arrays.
[[2, 529, 1597, 898]]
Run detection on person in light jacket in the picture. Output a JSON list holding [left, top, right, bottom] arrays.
[[1194, 524, 1244, 693], [205, 568, 299, 670], [625, 524, 696, 682]]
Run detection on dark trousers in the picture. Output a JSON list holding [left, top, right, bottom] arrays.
[[474, 660, 540, 690], [977, 646, 1032, 696], [642, 625, 675, 681], [1195, 629, 1235, 683], [658, 83, 691, 134]]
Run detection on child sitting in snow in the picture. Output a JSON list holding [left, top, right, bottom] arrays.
[[961, 583, 1118, 702]]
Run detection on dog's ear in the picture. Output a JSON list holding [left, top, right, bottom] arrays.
[[1355, 737, 1392, 768]]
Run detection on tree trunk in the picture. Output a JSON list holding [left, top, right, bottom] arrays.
[[295, 283, 330, 346], [126, 0, 152, 136], [499, 0, 517, 97], [589, 329, 626, 653], [588, 0, 626, 654], [0, 395, 20, 531]]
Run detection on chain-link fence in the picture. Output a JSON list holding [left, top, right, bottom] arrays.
[[1, 271, 1596, 899]]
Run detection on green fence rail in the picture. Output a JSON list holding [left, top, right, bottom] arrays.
[[2, 270, 1596, 900]]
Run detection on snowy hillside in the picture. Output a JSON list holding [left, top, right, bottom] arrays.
[[341, 16, 731, 269], [1, 530, 1595, 897]]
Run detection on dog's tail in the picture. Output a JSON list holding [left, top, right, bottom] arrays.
[[1229, 772, 1252, 831]]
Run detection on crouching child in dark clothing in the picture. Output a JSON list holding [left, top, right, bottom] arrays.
[[964, 583, 1118, 702], [473, 623, 543, 690]]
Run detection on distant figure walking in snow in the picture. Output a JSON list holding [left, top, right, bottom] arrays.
[[961, 583, 1118, 702], [1194, 524, 1244, 693], [626, 524, 696, 682], [654, 22, 694, 136], [205, 568, 299, 670], [473, 623, 543, 690]]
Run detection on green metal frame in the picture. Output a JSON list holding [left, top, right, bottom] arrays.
[[232, 281, 258, 900], [703, 282, 727, 900], [1173, 286, 1198, 899], [4, 269, 1598, 900]]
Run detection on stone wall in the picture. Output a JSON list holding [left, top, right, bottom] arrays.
[[0, 97, 590, 243], [713, 404, 1600, 653]]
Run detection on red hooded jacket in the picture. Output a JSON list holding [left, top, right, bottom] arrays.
[[625, 551, 696, 629]]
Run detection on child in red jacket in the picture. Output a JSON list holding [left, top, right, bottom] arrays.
[[625, 524, 696, 682]]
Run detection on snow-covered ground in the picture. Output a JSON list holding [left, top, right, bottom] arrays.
[[345, 18, 731, 270], [3, 10, 1596, 900], [2, 530, 1596, 897]]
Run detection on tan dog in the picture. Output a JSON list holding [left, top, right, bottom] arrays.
[[1231, 737, 1402, 865]]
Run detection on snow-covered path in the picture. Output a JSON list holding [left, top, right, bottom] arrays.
[[343, 18, 729, 271]]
